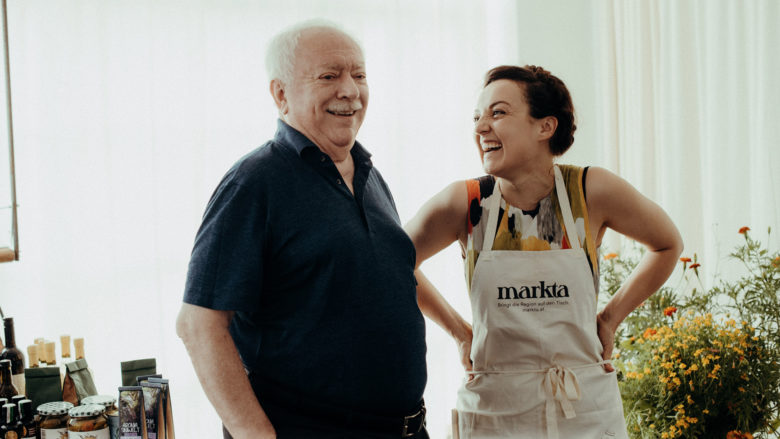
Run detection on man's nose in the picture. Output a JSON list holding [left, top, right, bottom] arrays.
[[337, 76, 360, 99]]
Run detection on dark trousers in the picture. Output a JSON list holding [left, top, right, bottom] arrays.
[[222, 373, 429, 439]]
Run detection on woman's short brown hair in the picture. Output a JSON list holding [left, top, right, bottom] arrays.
[[484, 65, 576, 156]]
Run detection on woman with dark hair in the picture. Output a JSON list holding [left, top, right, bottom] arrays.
[[406, 65, 683, 438]]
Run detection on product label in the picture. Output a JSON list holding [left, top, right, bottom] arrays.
[[11, 372, 25, 394], [22, 425, 37, 438], [69, 428, 109, 439], [119, 422, 142, 439], [40, 427, 67, 439], [5, 430, 19, 439]]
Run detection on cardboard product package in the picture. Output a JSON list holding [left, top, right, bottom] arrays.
[[120, 358, 156, 387], [62, 358, 99, 405], [23, 366, 62, 408]]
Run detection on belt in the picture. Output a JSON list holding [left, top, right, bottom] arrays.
[[247, 371, 426, 437], [469, 360, 609, 439]]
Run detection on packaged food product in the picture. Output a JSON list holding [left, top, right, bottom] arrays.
[[82, 394, 119, 439], [118, 386, 146, 439], [141, 382, 163, 439], [68, 403, 109, 438], [36, 401, 73, 439]]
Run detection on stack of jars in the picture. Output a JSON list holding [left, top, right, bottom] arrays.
[[36, 396, 117, 439]]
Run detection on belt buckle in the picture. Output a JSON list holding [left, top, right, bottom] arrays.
[[400, 404, 426, 438]]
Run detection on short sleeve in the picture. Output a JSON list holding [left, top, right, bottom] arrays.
[[183, 180, 266, 311]]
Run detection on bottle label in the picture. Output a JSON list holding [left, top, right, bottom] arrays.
[[21, 425, 36, 438], [11, 373, 25, 395], [69, 428, 109, 439], [40, 428, 66, 439], [4, 430, 19, 439]]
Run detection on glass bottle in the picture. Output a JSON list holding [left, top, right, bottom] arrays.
[[0, 317, 26, 395], [17, 399, 36, 438], [24, 345, 37, 369], [0, 359, 18, 399], [43, 342, 56, 366], [0, 402, 23, 438], [73, 338, 85, 360], [60, 335, 71, 362]]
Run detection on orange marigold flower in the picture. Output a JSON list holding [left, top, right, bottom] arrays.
[[679, 257, 692, 263], [664, 306, 678, 317], [727, 431, 754, 439], [604, 253, 618, 260], [689, 263, 701, 269], [643, 328, 657, 338], [738, 226, 750, 234]]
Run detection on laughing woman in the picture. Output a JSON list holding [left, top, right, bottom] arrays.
[[406, 65, 683, 439]]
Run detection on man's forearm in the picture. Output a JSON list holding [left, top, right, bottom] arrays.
[[177, 305, 276, 439]]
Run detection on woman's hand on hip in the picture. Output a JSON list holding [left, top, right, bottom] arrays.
[[596, 311, 616, 372]]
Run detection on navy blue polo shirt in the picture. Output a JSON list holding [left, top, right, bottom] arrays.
[[183, 120, 427, 415]]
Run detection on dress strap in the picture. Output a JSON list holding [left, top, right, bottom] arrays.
[[480, 180, 502, 252]]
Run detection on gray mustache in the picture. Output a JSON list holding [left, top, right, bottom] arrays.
[[328, 103, 363, 112]]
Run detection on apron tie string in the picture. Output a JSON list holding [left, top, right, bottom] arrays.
[[543, 365, 581, 439]]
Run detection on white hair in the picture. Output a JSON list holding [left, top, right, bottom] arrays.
[[264, 19, 363, 85]]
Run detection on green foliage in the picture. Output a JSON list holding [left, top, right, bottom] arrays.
[[599, 228, 780, 439]]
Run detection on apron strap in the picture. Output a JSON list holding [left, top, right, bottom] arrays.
[[553, 165, 581, 250], [543, 365, 582, 439]]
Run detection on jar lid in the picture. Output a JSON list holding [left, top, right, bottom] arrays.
[[69, 404, 106, 417], [37, 401, 75, 415], [81, 395, 116, 407]]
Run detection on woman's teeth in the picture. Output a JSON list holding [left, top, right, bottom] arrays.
[[482, 143, 502, 152]]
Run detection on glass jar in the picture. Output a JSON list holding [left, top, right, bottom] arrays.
[[67, 404, 109, 439], [81, 395, 118, 439], [36, 401, 73, 439]]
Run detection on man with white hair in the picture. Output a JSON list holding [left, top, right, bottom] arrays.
[[176, 21, 429, 439]]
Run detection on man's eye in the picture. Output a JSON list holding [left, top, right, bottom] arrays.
[[354, 73, 367, 80], [492, 110, 505, 117], [321, 74, 336, 80]]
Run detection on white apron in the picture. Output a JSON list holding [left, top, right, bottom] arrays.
[[453, 166, 628, 439]]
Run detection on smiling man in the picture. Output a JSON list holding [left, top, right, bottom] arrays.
[[176, 21, 429, 439]]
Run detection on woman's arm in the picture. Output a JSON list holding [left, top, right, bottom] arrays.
[[405, 181, 473, 369], [585, 167, 684, 367]]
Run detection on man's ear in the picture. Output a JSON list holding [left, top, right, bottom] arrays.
[[270, 79, 288, 115], [538, 116, 558, 141]]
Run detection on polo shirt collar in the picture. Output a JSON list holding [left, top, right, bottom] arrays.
[[273, 119, 372, 162]]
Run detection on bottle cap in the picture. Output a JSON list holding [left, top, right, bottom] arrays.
[[81, 395, 116, 408], [68, 403, 106, 418], [18, 399, 33, 420], [37, 401, 74, 416]]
